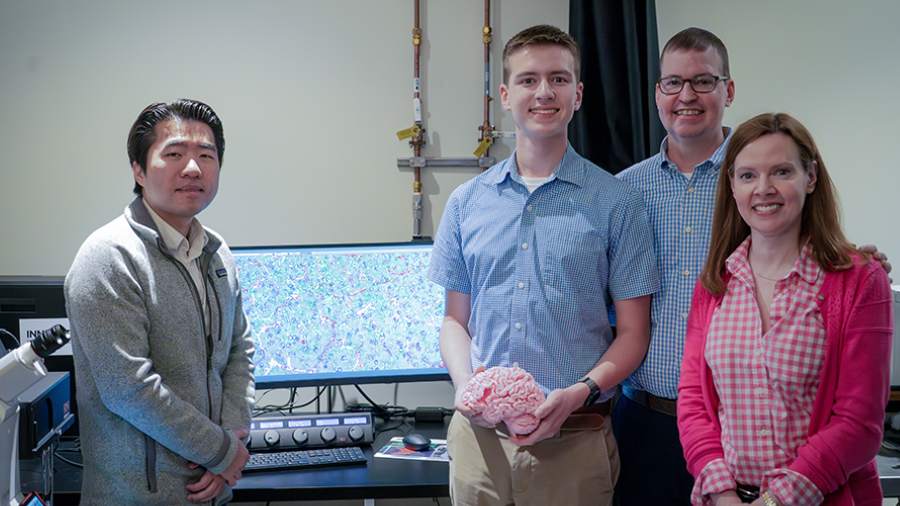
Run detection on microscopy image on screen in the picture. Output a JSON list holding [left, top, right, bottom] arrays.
[[233, 243, 445, 385]]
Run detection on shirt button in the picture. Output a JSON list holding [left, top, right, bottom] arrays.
[[680, 312, 688, 320], [682, 269, 690, 277], [517, 281, 525, 289], [687, 186, 695, 193], [526, 204, 534, 212], [755, 387, 767, 398], [684, 226, 693, 234], [758, 428, 771, 437], [521, 242, 529, 250], [514, 322, 522, 330]]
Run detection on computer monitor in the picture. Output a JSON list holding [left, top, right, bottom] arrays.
[[232, 242, 448, 388], [0, 276, 69, 354], [0, 276, 78, 434]]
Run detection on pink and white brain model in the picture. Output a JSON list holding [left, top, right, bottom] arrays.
[[460, 365, 546, 435]]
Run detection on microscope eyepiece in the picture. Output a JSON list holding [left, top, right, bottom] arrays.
[[29, 324, 70, 359]]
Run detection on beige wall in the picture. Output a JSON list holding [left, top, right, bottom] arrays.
[[0, 0, 567, 276]]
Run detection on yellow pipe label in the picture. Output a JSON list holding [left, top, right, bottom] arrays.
[[473, 137, 493, 157], [396, 125, 421, 141]]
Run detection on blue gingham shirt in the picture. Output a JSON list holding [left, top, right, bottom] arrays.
[[430, 145, 659, 398], [616, 130, 732, 399]]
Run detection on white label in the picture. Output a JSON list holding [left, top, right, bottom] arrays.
[[20, 317, 71, 355], [413, 98, 422, 123]]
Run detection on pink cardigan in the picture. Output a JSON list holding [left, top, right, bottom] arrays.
[[677, 258, 893, 505]]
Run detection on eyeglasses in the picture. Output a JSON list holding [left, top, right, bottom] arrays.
[[657, 74, 729, 95]]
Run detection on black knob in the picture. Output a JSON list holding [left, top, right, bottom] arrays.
[[264, 430, 280, 447], [292, 429, 309, 445], [348, 426, 364, 441], [320, 427, 336, 443]]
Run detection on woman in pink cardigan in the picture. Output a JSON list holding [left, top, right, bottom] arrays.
[[677, 113, 893, 506]]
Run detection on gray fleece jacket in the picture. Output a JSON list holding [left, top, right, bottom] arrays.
[[65, 198, 255, 505]]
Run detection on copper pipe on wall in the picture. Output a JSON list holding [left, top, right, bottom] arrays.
[[474, 0, 494, 168], [411, 0, 426, 238], [398, 0, 499, 237]]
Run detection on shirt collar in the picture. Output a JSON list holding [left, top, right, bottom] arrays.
[[726, 236, 821, 287], [659, 127, 733, 174], [488, 143, 586, 188], [792, 242, 821, 285], [143, 199, 208, 262]]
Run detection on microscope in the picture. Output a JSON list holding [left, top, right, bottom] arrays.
[[0, 325, 69, 506]]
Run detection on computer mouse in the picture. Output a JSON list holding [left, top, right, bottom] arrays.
[[402, 433, 431, 451]]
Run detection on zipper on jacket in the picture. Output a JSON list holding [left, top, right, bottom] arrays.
[[158, 240, 215, 419], [198, 255, 217, 416], [208, 271, 224, 342]]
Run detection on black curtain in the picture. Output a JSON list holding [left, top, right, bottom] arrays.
[[568, 0, 665, 175]]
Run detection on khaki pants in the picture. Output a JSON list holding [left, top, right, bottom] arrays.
[[447, 411, 619, 506]]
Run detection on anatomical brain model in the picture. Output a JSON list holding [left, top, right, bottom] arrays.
[[460, 365, 546, 435]]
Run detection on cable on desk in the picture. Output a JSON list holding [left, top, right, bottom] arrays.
[[287, 387, 297, 414], [55, 451, 83, 468], [338, 384, 347, 407], [351, 384, 412, 420], [374, 419, 412, 438], [253, 386, 327, 416]]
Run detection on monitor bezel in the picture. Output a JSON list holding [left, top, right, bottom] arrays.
[[230, 241, 450, 389]]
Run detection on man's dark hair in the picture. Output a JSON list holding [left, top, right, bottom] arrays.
[[502, 24, 580, 84], [660, 27, 730, 77], [127, 99, 225, 196]]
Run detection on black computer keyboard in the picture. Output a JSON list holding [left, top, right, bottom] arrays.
[[245, 446, 368, 472]]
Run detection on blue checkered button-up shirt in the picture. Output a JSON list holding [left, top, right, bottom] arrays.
[[430, 145, 659, 398], [616, 130, 732, 399]]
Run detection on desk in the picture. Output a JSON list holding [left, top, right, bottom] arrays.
[[879, 449, 900, 498], [20, 421, 450, 505], [233, 421, 449, 502], [23, 431, 900, 503]]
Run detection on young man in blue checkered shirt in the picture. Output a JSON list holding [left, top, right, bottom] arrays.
[[613, 27, 735, 506], [429, 25, 658, 506]]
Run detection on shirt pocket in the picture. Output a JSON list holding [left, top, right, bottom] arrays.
[[539, 215, 605, 298], [538, 216, 607, 333]]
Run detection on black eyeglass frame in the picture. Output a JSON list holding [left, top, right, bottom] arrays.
[[656, 74, 730, 95]]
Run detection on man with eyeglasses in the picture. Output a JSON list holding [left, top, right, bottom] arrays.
[[613, 27, 733, 506]]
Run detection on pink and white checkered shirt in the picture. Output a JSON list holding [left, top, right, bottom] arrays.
[[693, 238, 826, 505]]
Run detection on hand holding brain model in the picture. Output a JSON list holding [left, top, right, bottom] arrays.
[[459, 365, 546, 435]]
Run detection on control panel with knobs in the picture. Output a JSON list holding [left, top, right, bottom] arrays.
[[248, 412, 374, 452]]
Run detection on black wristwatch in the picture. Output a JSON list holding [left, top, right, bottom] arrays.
[[577, 377, 603, 407]]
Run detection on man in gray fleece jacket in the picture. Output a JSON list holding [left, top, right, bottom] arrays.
[[65, 99, 254, 505]]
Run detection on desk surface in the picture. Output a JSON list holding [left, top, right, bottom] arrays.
[[21, 420, 450, 504], [233, 421, 449, 501], [28, 425, 900, 501], [879, 449, 900, 498]]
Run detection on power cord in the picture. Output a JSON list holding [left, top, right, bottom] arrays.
[[55, 436, 83, 468], [253, 386, 327, 417], [0, 328, 19, 352], [351, 384, 407, 419]]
